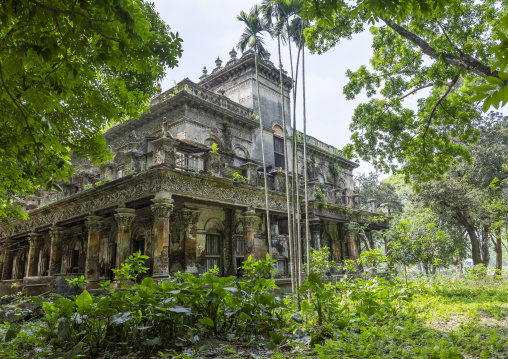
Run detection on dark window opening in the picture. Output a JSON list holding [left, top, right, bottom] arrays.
[[235, 236, 245, 277], [277, 219, 289, 236], [133, 239, 145, 256], [72, 250, 80, 274], [273, 136, 285, 169], [205, 234, 221, 273]]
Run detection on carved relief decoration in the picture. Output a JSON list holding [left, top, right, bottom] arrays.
[[0, 169, 289, 239]]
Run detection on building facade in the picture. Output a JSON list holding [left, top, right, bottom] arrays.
[[0, 49, 390, 295]]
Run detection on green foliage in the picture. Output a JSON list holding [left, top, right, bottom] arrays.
[[2, 259, 508, 358], [112, 250, 149, 283], [358, 248, 386, 270], [232, 172, 247, 184], [309, 246, 336, 278], [211, 143, 220, 153], [314, 185, 328, 209], [0, 0, 183, 221], [304, 0, 504, 181], [328, 162, 340, 175]]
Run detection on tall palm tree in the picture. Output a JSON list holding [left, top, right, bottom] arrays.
[[300, 21, 312, 280], [261, 0, 296, 293], [237, 6, 272, 261]]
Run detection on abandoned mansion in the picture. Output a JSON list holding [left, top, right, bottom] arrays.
[[0, 49, 390, 295]]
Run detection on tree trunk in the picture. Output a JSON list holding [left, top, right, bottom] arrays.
[[302, 40, 311, 280], [496, 226, 502, 272], [455, 209, 482, 265], [481, 224, 490, 266], [253, 49, 272, 262], [277, 29, 295, 293]]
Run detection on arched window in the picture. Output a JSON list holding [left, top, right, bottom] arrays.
[[273, 124, 284, 136]]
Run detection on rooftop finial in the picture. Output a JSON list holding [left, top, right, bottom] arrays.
[[229, 48, 237, 60], [215, 56, 223, 68], [199, 66, 208, 80]]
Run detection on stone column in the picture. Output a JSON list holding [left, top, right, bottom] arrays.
[[204, 152, 222, 177], [367, 199, 377, 213], [150, 191, 174, 277], [242, 208, 257, 260], [114, 207, 136, 271], [48, 226, 65, 276], [152, 137, 179, 168], [309, 218, 322, 250], [352, 194, 360, 209], [178, 208, 200, 273], [26, 233, 42, 277], [1, 240, 15, 280], [241, 162, 258, 186], [380, 203, 391, 217], [85, 216, 102, 283], [346, 227, 359, 260], [274, 171, 286, 192]]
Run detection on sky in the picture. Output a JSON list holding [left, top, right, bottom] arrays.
[[151, 0, 381, 176]]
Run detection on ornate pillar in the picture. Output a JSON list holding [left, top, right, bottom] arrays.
[[177, 208, 200, 274], [48, 226, 64, 276], [242, 208, 257, 260], [367, 199, 377, 213], [26, 233, 42, 277], [152, 137, 179, 168], [346, 227, 359, 260], [150, 191, 174, 277], [204, 152, 222, 177], [352, 194, 360, 209], [240, 162, 258, 186], [114, 207, 136, 271], [309, 218, 322, 251], [1, 240, 15, 280], [85, 216, 102, 283], [380, 203, 391, 217]]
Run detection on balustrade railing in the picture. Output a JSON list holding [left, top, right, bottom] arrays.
[[153, 80, 253, 119], [175, 152, 204, 172]]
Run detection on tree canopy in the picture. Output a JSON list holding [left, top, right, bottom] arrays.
[[0, 0, 182, 221], [302, 0, 506, 181]]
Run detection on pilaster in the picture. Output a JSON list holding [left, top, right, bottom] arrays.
[[26, 233, 43, 277], [241, 208, 258, 260], [114, 207, 136, 272], [309, 218, 322, 251], [240, 162, 258, 186], [346, 227, 359, 260], [150, 191, 174, 277], [1, 240, 15, 280], [176, 208, 200, 273], [85, 216, 102, 283], [204, 152, 222, 177], [152, 137, 179, 168], [48, 226, 65, 276]]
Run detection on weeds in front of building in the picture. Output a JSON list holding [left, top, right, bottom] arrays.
[[1, 249, 507, 358]]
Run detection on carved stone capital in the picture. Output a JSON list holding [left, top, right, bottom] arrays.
[[309, 218, 322, 234], [241, 208, 257, 232], [151, 203, 174, 220], [114, 208, 136, 230], [28, 233, 43, 248], [85, 215, 103, 234], [49, 226, 65, 244]]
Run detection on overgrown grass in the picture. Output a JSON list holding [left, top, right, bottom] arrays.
[[1, 253, 507, 358]]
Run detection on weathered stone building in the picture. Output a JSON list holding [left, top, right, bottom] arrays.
[[0, 49, 389, 295]]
